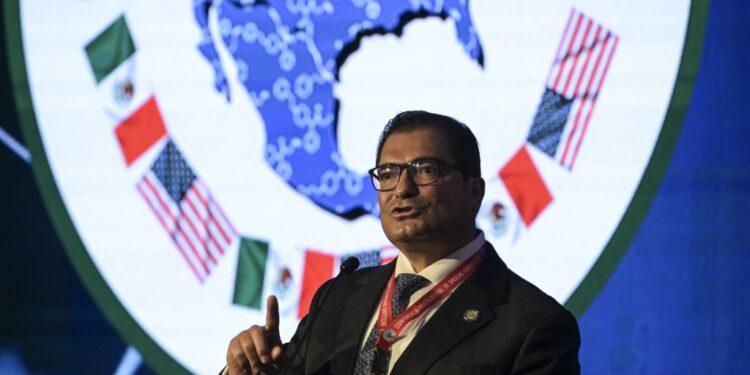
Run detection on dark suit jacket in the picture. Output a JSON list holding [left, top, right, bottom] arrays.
[[284, 242, 581, 374]]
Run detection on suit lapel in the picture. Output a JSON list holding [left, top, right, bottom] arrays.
[[391, 244, 509, 375], [328, 261, 394, 374]]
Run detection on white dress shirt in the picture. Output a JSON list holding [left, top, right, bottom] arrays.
[[360, 231, 486, 373]]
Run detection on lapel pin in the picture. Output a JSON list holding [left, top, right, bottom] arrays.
[[463, 308, 480, 322]]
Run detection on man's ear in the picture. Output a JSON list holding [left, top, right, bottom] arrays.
[[470, 177, 485, 215]]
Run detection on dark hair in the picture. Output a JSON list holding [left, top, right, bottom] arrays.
[[375, 110, 482, 177]]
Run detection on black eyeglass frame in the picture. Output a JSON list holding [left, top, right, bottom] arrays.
[[367, 157, 466, 191]]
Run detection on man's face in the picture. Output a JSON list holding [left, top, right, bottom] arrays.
[[377, 127, 484, 248]]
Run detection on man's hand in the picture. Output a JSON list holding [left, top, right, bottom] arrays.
[[227, 295, 286, 375]]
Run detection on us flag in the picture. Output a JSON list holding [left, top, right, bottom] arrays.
[[137, 139, 237, 283], [527, 8, 619, 170]]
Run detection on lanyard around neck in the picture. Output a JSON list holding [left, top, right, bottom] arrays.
[[374, 245, 484, 351]]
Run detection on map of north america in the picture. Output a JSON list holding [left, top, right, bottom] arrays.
[[194, 0, 484, 218]]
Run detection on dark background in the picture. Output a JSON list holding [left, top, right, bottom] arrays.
[[2, 1, 748, 374]]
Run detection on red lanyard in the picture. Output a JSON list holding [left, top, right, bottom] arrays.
[[374, 246, 484, 351]]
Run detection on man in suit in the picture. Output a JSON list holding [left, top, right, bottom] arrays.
[[225, 111, 581, 374]]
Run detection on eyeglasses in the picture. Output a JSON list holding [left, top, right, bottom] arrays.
[[367, 158, 465, 191]]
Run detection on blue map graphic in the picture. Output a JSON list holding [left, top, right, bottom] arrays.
[[194, 0, 484, 219]]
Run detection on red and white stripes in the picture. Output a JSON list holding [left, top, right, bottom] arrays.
[[548, 8, 619, 169], [137, 171, 237, 283]]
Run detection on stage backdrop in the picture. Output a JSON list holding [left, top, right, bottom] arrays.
[[5, 0, 706, 373]]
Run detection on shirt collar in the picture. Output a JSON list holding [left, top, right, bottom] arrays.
[[394, 231, 485, 285]]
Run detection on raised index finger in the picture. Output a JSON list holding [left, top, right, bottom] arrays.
[[265, 294, 280, 332]]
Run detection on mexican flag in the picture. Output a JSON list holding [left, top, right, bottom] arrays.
[[85, 14, 166, 166], [233, 237, 398, 319]]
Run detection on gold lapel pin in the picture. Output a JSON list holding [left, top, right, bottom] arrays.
[[463, 308, 480, 322]]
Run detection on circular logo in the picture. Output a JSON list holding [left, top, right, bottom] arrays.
[[7, 0, 703, 373], [463, 309, 480, 322], [382, 329, 397, 342]]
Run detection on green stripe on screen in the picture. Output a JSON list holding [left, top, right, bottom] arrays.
[[85, 15, 135, 84], [233, 237, 269, 309]]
